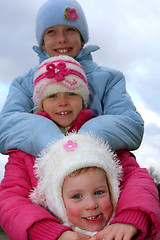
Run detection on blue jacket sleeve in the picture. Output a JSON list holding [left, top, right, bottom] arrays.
[[0, 69, 63, 157], [79, 69, 144, 151]]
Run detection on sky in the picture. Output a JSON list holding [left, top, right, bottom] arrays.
[[0, 0, 160, 181]]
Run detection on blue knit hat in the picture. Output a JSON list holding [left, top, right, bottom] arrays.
[[36, 0, 89, 47]]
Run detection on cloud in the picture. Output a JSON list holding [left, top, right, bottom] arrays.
[[126, 60, 160, 114], [134, 123, 160, 171]]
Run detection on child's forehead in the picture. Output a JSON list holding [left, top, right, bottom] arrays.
[[46, 24, 78, 30], [63, 167, 109, 191], [68, 167, 108, 178], [44, 24, 80, 34]]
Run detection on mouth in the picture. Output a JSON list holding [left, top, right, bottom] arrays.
[[55, 48, 72, 54], [56, 111, 71, 116], [84, 214, 102, 222]]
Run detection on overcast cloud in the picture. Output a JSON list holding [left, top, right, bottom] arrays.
[[0, 0, 160, 181]]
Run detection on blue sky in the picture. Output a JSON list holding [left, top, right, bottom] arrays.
[[1, 0, 160, 181]]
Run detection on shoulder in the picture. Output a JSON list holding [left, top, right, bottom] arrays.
[[87, 63, 125, 91], [12, 66, 38, 85], [84, 58, 124, 81], [95, 65, 124, 80], [7, 149, 35, 162], [9, 66, 38, 95]]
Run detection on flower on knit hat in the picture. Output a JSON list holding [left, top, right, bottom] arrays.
[[63, 140, 78, 151], [64, 7, 79, 21], [46, 62, 70, 81]]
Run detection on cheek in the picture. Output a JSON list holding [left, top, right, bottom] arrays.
[[77, 102, 83, 112], [43, 100, 54, 113], [73, 99, 83, 112], [42, 38, 54, 54], [65, 203, 81, 221], [100, 197, 113, 216]]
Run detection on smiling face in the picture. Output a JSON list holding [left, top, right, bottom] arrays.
[[62, 168, 113, 232], [42, 92, 83, 128], [42, 25, 84, 58]]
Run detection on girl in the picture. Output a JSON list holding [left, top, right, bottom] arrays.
[[0, 0, 144, 158]]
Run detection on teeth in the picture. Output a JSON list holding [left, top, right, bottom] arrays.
[[59, 111, 68, 115], [87, 217, 96, 220], [57, 49, 69, 53], [86, 214, 101, 220]]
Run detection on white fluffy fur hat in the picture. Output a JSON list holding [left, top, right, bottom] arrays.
[[30, 133, 122, 227]]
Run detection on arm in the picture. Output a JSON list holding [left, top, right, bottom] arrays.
[[0, 150, 71, 240], [91, 223, 138, 240], [110, 150, 160, 239], [90, 150, 160, 240], [0, 69, 63, 157], [79, 68, 144, 151]]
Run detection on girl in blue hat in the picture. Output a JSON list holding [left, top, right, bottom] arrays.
[[0, 0, 143, 157]]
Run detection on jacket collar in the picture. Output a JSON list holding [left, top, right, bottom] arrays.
[[32, 45, 100, 65]]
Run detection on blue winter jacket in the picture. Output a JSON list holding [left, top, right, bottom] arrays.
[[0, 45, 144, 157]]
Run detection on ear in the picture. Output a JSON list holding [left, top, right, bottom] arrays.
[[42, 44, 46, 51], [81, 41, 85, 48]]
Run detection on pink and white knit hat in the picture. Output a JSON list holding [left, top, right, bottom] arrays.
[[33, 55, 89, 107]]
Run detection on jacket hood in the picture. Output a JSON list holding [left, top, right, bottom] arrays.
[[32, 45, 100, 65]]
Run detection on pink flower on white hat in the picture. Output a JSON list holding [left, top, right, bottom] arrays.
[[46, 62, 70, 81], [63, 140, 78, 151], [64, 7, 79, 21]]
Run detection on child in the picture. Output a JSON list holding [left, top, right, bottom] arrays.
[[33, 54, 93, 135], [0, 55, 159, 240], [30, 133, 123, 237], [0, 0, 144, 158]]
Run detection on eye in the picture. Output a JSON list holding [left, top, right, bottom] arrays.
[[67, 27, 76, 32], [67, 92, 76, 96], [94, 190, 104, 195], [46, 29, 56, 34], [72, 194, 82, 199], [49, 94, 57, 98]]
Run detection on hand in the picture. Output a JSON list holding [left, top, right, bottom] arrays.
[[58, 230, 91, 240], [91, 223, 138, 240]]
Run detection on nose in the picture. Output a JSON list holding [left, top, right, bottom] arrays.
[[58, 31, 67, 43], [58, 94, 68, 106], [85, 196, 98, 210]]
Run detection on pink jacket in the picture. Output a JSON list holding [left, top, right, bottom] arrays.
[[0, 110, 159, 240]]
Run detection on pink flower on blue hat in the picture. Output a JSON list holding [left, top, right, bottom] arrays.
[[46, 62, 70, 81], [64, 7, 79, 21]]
